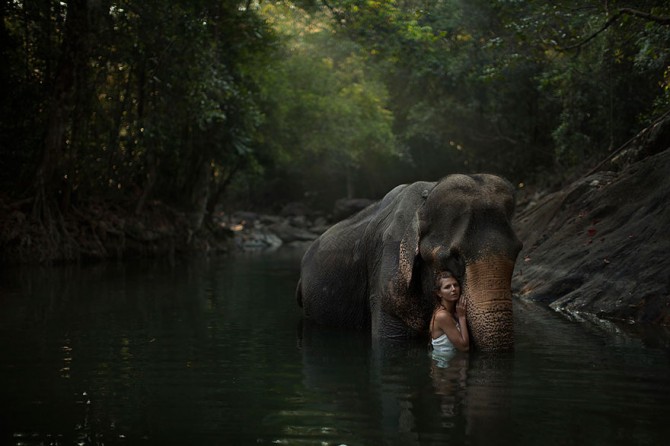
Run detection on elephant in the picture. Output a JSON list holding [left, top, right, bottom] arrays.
[[295, 173, 523, 351]]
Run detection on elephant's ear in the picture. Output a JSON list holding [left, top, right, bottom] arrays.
[[385, 209, 426, 332], [397, 211, 421, 291], [381, 185, 431, 333]]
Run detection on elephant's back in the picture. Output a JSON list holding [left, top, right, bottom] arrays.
[[299, 233, 371, 328], [297, 180, 436, 329]]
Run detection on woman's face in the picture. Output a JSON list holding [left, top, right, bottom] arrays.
[[437, 277, 461, 301]]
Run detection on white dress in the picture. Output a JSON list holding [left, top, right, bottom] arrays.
[[430, 325, 460, 367], [431, 333, 456, 353]]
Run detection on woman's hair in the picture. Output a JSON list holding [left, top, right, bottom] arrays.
[[434, 270, 457, 290]]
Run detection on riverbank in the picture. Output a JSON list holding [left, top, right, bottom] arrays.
[[0, 194, 368, 265]]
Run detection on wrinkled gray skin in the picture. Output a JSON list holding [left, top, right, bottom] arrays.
[[296, 174, 523, 351]]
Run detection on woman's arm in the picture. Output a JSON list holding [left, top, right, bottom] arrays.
[[436, 303, 469, 352], [454, 298, 469, 351]]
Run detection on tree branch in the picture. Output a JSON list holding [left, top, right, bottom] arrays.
[[560, 7, 670, 51], [619, 7, 670, 26]]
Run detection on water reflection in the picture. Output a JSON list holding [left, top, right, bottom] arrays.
[[429, 352, 468, 420], [293, 321, 374, 444], [464, 353, 516, 445], [2, 255, 670, 445], [296, 324, 472, 445]]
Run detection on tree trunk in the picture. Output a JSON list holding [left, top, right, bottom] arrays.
[[188, 157, 212, 236], [33, 0, 90, 218], [135, 151, 158, 215], [206, 161, 240, 214], [345, 166, 356, 199], [133, 56, 153, 215]]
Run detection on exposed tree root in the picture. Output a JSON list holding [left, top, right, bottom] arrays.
[[1, 197, 233, 265]]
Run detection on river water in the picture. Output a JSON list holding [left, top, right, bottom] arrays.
[[1, 250, 669, 445]]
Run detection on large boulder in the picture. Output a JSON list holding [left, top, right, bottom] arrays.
[[269, 221, 319, 243], [513, 146, 670, 325]]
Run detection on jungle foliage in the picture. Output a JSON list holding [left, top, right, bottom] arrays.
[[2, 0, 669, 222]]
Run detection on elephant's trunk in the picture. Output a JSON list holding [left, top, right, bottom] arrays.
[[463, 257, 515, 351]]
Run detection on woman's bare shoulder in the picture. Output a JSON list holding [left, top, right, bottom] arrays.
[[434, 309, 455, 325]]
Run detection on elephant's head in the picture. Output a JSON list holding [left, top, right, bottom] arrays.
[[391, 174, 522, 351]]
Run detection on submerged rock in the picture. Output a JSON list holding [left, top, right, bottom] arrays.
[[235, 230, 283, 251]]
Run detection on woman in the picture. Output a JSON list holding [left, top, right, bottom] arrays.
[[429, 271, 469, 353]]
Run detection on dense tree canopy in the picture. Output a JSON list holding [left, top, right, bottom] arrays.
[[1, 0, 669, 225]]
